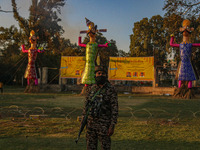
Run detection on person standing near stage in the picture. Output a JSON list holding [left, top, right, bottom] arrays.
[[82, 65, 118, 150]]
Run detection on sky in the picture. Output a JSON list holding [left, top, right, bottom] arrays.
[[0, 0, 165, 52]]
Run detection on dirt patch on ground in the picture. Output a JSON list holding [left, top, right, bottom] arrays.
[[35, 99, 49, 102]]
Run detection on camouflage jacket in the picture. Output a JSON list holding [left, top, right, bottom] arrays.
[[83, 82, 118, 126]]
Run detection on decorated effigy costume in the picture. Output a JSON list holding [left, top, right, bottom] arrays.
[[178, 42, 197, 81], [81, 42, 98, 84], [22, 47, 43, 83], [78, 18, 109, 86], [170, 19, 200, 89], [21, 30, 44, 85]]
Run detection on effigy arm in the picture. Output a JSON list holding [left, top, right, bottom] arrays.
[[170, 36, 179, 47], [21, 45, 28, 53], [98, 42, 108, 48], [37, 48, 44, 53], [78, 37, 86, 47], [192, 43, 200, 47]]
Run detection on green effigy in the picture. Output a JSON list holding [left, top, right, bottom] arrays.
[[81, 42, 98, 84], [78, 17, 108, 85]]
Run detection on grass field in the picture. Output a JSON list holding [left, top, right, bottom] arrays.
[[1, 86, 200, 150]]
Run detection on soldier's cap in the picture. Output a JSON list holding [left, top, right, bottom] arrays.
[[95, 65, 108, 74]]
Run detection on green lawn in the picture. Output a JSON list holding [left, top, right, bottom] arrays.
[[1, 86, 200, 150]]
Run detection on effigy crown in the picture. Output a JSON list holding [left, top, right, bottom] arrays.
[[182, 19, 191, 27], [30, 30, 36, 36]]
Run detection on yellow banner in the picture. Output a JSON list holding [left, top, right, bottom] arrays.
[[60, 56, 85, 78], [109, 57, 154, 81]]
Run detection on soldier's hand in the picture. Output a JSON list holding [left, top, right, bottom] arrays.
[[107, 125, 115, 136]]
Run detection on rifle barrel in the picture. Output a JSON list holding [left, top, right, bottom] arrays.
[[75, 115, 88, 144]]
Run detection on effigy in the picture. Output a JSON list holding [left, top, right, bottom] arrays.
[[21, 30, 44, 92], [170, 19, 200, 99], [78, 18, 109, 86]]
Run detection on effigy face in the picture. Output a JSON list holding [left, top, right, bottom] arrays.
[[29, 35, 37, 44], [88, 23, 96, 38], [29, 30, 38, 45], [179, 19, 194, 37]]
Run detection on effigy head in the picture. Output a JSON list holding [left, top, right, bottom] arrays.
[[85, 18, 97, 38], [180, 19, 194, 36], [29, 30, 39, 44]]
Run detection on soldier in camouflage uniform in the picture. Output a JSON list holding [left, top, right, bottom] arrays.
[[83, 65, 118, 150]]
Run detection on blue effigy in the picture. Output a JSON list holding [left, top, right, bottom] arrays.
[[178, 42, 197, 81]]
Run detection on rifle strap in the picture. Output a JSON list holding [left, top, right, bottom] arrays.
[[90, 83, 108, 101], [90, 87, 103, 102], [86, 85, 105, 115]]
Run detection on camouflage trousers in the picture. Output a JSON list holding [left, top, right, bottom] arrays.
[[86, 118, 111, 150]]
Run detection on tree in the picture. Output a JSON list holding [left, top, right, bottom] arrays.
[[149, 15, 166, 65], [0, 25, 25, 84], [0, 6, 13, 13], [129, 15, 168, 66], [163, 0, 200, 17], [60, 38, 84, 56], [0, 25, 23, 49], [118, 50, 130, 57], [11, 0, 65, 53], [130, 18, 151, 57], [163, 14, 183, 63]]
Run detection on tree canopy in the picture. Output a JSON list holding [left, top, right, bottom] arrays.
[[129, 15, 168, 66], [163, 0, 200, 17]]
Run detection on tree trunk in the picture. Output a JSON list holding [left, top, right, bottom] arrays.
[[173, 81, 195, 99]]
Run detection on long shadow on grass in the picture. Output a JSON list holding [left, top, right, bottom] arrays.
[[1, 137, 200, 150], [125, 98, 200, 120], [0, 137, 86, 150], [112, 139, 200, 150]]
